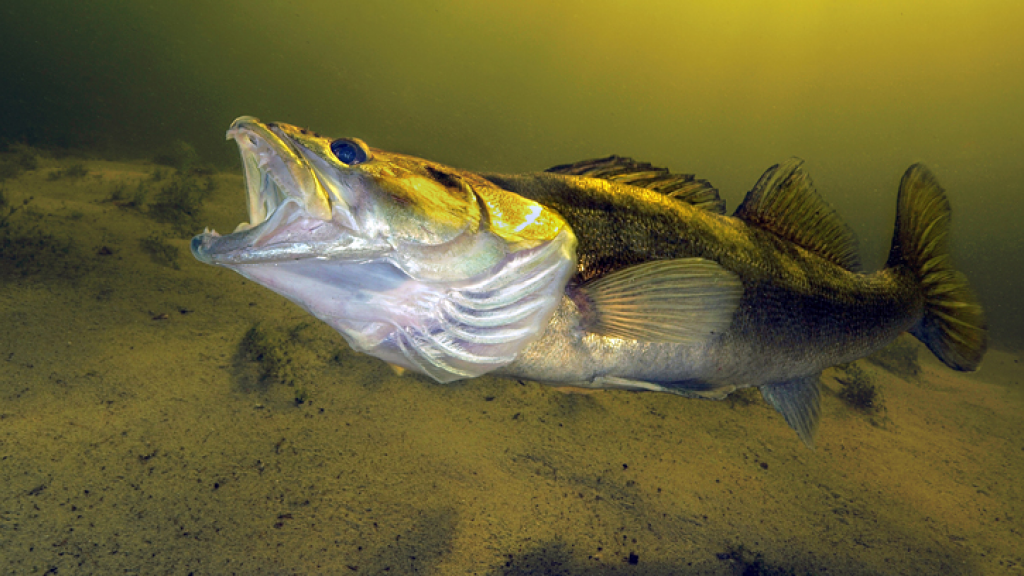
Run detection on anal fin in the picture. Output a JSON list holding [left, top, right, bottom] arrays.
[[760, 375, 822, 448]]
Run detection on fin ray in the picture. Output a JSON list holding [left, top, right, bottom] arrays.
[[887, 164, 987, 371], [760, 375, 822, 449], [735, 158, 861, 271], [545, 155, 727, 214], [577, 258, 743, 344]]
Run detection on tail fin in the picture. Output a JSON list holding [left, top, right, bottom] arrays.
[[887, 164, 987, 370]]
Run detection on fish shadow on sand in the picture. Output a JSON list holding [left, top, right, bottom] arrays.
[[485, 535, 981, 576]]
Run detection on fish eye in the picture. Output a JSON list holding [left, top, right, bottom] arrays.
[[330, 139, 368, 165]]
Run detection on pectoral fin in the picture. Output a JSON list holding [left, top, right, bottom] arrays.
[[760, 375, 822, 448], [576, 258, 743, 344]]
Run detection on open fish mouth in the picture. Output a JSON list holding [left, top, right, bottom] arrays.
[[191, 116, 374, 265], [231, 119, 316, 234]]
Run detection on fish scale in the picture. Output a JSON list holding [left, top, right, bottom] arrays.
[[193, 117, 987, 448]]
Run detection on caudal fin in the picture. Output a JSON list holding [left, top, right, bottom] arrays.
[[886, 164, 987, 370]]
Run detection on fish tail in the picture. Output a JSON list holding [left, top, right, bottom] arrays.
[[886, 164, 987, 370]]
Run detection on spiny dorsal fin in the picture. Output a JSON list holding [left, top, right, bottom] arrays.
[[576, 257, 743, 344], [546, 155, 726, 214], [735, 158, 861, 271]]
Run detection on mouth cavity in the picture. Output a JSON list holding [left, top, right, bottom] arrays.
[[192, 117, 371, 264], [228, 118, 320, 234]]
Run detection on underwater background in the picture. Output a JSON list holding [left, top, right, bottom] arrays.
[[3, 0, 1023, 347], [2, 1, 1023, 574]]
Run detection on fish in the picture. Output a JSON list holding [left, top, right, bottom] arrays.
[[192, 116, 987, 447]]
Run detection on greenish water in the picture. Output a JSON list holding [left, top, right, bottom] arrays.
[[2, 2, 1023, 574], [3, 0, 1020, 347]]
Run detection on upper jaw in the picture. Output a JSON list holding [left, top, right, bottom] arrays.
[[191, 116, 382, 265]]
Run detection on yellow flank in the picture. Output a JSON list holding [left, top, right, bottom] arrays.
[[372, 169, 483, 240], [475, 185, 569, 248], [368, 150, 571, 249]]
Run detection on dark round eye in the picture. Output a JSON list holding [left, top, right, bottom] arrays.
[[330, 139, 367, 165]]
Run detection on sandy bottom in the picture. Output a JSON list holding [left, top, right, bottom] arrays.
[[1, 158, 1022, 575]]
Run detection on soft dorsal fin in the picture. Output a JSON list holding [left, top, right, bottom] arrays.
[[575, 257, 743, 344], [546, 155, 726, 214], [735, 158, 861, 271]]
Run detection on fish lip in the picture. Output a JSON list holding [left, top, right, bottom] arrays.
[[191, 116, 370, 265]]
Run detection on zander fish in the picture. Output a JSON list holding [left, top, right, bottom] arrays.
[[192, 116, 987, 447]]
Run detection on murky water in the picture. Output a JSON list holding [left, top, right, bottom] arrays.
[[2, 2, 1022, 574]]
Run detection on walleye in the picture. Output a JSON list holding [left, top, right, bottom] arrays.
[[192, 116, 987, 447]]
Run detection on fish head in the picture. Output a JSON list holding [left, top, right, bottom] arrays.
[[192, 116, 576, 382]]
